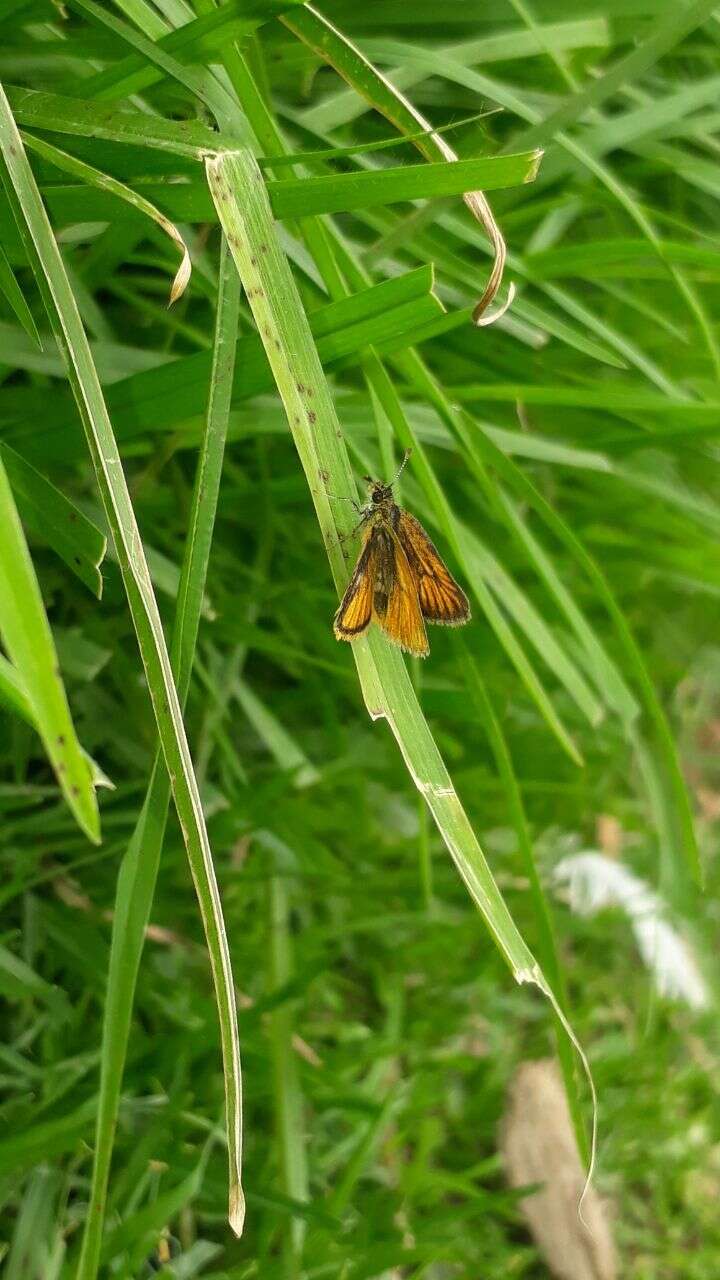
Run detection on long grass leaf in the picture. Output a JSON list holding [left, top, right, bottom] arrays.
[[206, 150, 593, 1137], [21, 133, 191, 303], [6, 84, 242, 158], [0, 85, 244, 1237], [0, 441, 106, 598], [74, 239, 242, 1280], [457, 640, 588, 1162], [282, 5, 513, 322], [0, 454, 99, 841]]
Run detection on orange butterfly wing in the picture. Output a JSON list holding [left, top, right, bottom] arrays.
[[333, 529, 376, 640], [396, 510, 470, 626], [376, 528, 429, 658], [334, 519, 433, 658]]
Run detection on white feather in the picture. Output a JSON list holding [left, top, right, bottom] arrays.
[[554, 852, 709, 1011]]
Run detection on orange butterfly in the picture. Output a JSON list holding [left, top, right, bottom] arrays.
[[333, 454, 470, 658]]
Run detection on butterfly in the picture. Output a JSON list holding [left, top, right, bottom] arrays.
[[333, 453, 470, 658]]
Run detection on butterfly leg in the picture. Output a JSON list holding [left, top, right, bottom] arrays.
[[326, 511, 371, 551], [312, 486, 362, 511]]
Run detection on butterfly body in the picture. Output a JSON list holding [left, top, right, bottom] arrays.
[[333, 475, 470, 658]]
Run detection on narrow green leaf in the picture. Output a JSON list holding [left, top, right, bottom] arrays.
[[513, 0, 720, 152], [0, 84, 243, 1236], [282, 5, 513, 320], [207, 145, 585, 1063], [235, 678, 320, 789], [0, 442, 106, 597], [466, 413, 702, 884], [457, 641, 588, 1163], [99, 1167, 203, 1266], [6, 268, 443, 463], [300, 19, 611, 131], [0, 651, 33, 724], [21, 132, 191, 303], [77, 0, 305, 104], [0, 454, 99, 841], [0, 1099, 98, 1179], [0, 241, 39, 344], [267, 151, 542, 219], [447, 383, 716, 421], [67, 0, 239, 121], [75, 239, 243, 1280], [495, 489, 638, 726], [0, 942, 70, 1015], [5, 85, 243, 159]]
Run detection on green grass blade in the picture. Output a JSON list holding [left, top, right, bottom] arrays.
[[0, 453, 99, 842], [0, 651, 34, 724], [78, 0, 304, 104], [0, 240, 39, 344], [0, 655, 110, 799], [267, 152, 542, 218], [390, 347, 583, 762], [495, 488, 637, 726], [99, 1165, 204, 1269], [0, 85, 244, 1236], [21, 132, 191, 303], [6, 270, 443, 462], [466, 414, 702, 885], [68, 0, 238, 121], [457, 639, 588, 1163], [207, 146, 588, 1068], [372, 42, 718, 369], [6, 84, 243, 158], [75, 239, 242, 1280], [0, 442, 106, 597], [301, 20, 611, 131], [282, 6, 512, 320], [513, 0, 720, 152]]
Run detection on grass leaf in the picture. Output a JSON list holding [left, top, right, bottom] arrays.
[[0, 84, 244, 1237], [0, 453, 99, 841]]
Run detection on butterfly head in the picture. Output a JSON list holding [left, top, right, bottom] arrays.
[[363, 477, 393, 506], [361, 452, 410, 515]]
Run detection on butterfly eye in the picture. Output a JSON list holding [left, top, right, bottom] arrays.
[[371, 489, 382, 504]]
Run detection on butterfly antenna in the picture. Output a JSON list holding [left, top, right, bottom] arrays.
[[390, 448, 412, 487]]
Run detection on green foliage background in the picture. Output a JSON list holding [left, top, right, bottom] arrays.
[[1, 2, 719, 1277]]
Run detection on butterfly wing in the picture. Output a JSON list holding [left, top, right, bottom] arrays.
[[333, 528, 376, 640], [374, 526, 429, 658], [396, 510, 470, 626]]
